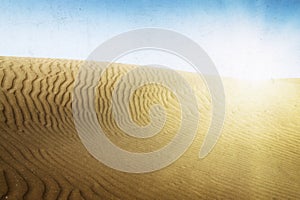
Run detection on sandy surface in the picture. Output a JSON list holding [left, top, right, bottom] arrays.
[[0, 56, 299, 199]]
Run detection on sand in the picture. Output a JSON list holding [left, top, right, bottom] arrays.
[[0, 56, 299, 199]]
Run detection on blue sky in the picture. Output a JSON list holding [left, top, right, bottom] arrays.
[[0, 0, 300, 79]]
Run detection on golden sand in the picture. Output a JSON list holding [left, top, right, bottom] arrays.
[[0, 56, 299, 199]]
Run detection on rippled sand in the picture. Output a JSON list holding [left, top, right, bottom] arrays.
[[0, 56, 299, 199]]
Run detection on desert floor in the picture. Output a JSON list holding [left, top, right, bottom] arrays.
[[0, 56, 299, 199]]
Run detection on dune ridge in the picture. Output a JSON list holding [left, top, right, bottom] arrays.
[[0, 56, 299, 199]]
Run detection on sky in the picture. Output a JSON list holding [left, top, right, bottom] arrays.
[[0, 0, 300, 79]]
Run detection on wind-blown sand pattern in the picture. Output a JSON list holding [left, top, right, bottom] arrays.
[[0, 56, 299, 199]]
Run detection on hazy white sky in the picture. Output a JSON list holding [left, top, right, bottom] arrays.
[[0, 0, 299, 79]]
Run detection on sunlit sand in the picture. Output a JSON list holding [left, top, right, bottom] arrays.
[[0, 56, 299, 199]]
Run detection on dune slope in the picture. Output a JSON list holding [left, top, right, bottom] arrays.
[[0, 56, 299, 199]]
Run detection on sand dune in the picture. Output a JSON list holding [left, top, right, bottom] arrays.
[[0, 56, 299, 199]]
